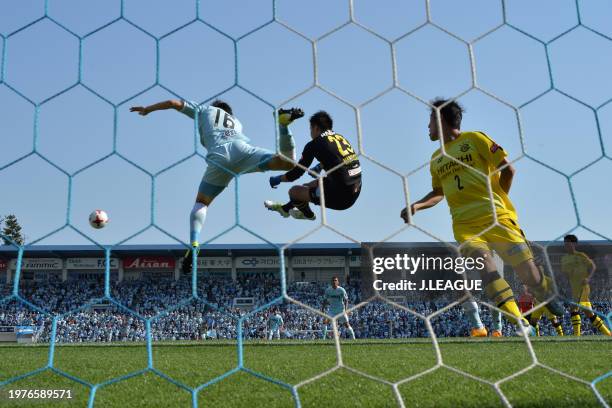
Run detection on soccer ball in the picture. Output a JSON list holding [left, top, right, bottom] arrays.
[[89, 210, 109, 229]]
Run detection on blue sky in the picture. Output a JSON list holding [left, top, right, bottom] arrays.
[[0, 0, 611, 248]]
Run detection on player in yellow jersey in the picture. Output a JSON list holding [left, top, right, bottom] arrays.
[[560, 234, 610, 336], [526, 251, 565, 336], [400, 98, 563, 335]]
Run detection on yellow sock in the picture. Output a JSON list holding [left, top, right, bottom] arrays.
[[590, 315, 611, 336], [529, 309, 542, 336], [571, 312, 581, 336], [553, 320, 564, 336], [485, 277, 527, 326]]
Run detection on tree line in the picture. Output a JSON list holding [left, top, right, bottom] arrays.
[[1, 214, 25, 246]]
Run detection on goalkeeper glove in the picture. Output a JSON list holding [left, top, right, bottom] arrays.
[[269, 175, 282, 188], [278, 107, 304, 126]]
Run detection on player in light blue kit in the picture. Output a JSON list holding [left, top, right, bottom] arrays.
[[463, 300, 503, 337], [130, 100, 303, 270], [321, 276, 355, 340], [268, 308, 284, 340]]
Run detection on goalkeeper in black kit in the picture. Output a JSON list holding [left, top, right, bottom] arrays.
[[265, 110, 362, 220]]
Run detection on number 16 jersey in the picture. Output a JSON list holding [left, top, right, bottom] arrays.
[[429, 131, 518, 225], [180, 100, 249, 152]]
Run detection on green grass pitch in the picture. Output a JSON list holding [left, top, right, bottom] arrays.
[[0, 338, 610, 407]]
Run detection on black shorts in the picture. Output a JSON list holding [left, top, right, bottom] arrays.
[[309, 178, 361, 210]]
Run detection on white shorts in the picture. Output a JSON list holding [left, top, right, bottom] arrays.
[[330, 308, 349, 325]]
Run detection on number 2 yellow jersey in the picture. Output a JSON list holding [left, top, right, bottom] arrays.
[[429, 131, 518, 225]]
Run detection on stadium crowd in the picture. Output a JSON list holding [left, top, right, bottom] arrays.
[[0, 276, 609, 342]]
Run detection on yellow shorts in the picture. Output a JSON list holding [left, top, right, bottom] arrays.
[[571, 284, 591, 304], [529, 304, 557, 320], [453, 217, 533, 267], [571, 298, 593, 312]]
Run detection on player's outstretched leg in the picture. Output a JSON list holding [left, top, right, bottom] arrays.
[[589, 315, 611, 336], [585, 309, 611, 336], [263, 108, 303, 172], [278, 108, 303, 160]]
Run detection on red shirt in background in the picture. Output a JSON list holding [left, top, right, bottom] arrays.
[[518, 292, 535, 313]]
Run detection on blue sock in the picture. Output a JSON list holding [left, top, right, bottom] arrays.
[[462, 301, 483, 329], [190, 203, 207, 247], [279, 125, 295, 160], [492, 308, 503, 332]]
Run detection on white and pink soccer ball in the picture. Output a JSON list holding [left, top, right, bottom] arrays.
[[89, 210, 109, 229]]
